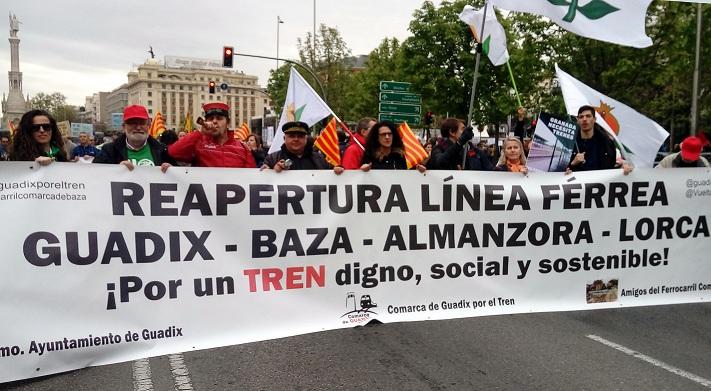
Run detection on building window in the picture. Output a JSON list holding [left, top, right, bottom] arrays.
[[147, 91, 152, 97], [147, 72, 152, 78], [179, 85, 183, 90], [148, 108, 153, 114], [148, 100, 152, 106], [147, 83, 152, 88]]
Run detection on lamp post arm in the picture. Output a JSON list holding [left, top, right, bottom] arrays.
[[232, 52, 326, 100]]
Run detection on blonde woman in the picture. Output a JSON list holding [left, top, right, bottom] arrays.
[[494, 137, 528, 175]]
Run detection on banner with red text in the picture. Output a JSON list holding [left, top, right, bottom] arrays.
[[0, 162, 710, 382]]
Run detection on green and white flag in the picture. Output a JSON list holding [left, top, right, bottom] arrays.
[[556, 64, 668, 168], [490, 0, 653, 48], [269, 67, 334, 154], [459, 4, 510, 66]]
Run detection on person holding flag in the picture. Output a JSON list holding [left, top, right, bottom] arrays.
[[168, 102, 255, 168], [567, 105, 633, 175], [427, 118, 475, 170], [261, 121, 331, 172]]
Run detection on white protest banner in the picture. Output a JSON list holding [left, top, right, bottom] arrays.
[[0, 162, 710, 382], [527, 112, 577, 172]]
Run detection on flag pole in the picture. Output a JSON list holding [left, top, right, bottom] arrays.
[[690, 2, 702, 135], [466, 1, 489, 126], [506, 60, 522, 107]]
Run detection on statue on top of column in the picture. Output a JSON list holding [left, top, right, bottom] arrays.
[[9, 13, 20, 38]]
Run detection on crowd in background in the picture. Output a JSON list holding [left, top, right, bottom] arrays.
[[1, 103, 708, 172]]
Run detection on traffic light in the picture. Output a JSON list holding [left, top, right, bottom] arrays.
[[208, 81, 216, 94], [223, 46, 234, 68], [424, 111, 433, 126]]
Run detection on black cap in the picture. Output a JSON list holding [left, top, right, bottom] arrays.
[[282, 121, 309, 134]]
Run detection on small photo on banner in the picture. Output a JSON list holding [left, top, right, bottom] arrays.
[[527, 112, 577, 172], [586, 279, 619, 304]]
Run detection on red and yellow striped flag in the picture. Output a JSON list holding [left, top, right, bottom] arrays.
[[8, 120, 16, 142], [398, 122, 428, 169], [314, 117, 341, 167], [149, 112, 166, 138], [234, 122, 250, 141]]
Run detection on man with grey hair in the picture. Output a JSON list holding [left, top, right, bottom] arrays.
[[94, 105, 175, 172]]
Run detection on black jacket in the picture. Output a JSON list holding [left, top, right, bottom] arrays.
[[94, 134, 176, 166], [427, 138, 463, 170], [362, 149, 408, 170], [263, 142, 330, 170], [568, 124, 617, 171]]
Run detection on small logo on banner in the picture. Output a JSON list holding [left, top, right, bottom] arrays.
[[340, 292, 378, 325], [586, 279, 619, 304]]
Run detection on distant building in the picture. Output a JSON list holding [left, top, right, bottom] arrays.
[[107, 57, 272, 131], [106, 84, 129, 125]]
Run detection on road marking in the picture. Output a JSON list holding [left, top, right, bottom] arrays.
[[132, 358, 154, 391], [587, 334, 711, 388], [169, 353, 195, 391]]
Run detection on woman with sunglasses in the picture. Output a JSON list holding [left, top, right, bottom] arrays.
[[360, 120, 426, 172], [10, 110, 67, 165]]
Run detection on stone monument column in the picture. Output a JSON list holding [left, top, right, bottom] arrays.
[[2, 13, 28, 128]]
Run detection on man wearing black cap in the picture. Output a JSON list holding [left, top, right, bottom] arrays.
[[168, 102, 256, 168], [262, 121, 330, 171], [94, 104, 175, 172]]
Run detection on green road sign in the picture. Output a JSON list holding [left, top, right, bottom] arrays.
[[379, 92, 421, 104], [380, 81, 412, 92], [379, 113, 421, 125], [379, 102, 421, 115]]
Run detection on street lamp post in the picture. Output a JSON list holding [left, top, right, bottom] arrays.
[[276, 16, 284, 70]]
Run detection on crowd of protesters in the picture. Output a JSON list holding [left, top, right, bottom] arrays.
[[2, 102, 708, 171]]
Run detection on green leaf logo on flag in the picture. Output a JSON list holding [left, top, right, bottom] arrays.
[[547, 0, 620, 22], [482, 36, 491, 56]]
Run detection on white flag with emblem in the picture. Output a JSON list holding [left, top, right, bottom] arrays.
[[489, 0, 653, 48], [459, 4, 510, 66], [556, 64, 668, 168], [269, 67, 334, 154]]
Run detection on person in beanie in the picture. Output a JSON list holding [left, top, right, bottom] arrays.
[[262, 121, 330, 171], [94, 105, 175, 172], [656, 136, 710, 168], [168, 102, 256, 168]]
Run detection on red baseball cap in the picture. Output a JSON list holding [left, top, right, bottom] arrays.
[[123, 105, 149, 121], [681, 136, 703, 161], [203, 102, 230, 118]]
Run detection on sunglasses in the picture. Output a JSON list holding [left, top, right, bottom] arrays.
[[31, 124, 52, 132]]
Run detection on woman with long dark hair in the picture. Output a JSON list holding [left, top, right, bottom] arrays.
[[10, 110, 67, 165], [360, 120, 425, 172]]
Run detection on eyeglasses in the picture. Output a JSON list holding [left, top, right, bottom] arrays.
[[31, 124, 52, 132], [379, 132, 393, 138]]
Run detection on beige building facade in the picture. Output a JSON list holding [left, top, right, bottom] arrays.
[[124, 57, 271, 131]]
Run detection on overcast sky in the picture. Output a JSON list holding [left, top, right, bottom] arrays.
[[1, 0, 443, 106]]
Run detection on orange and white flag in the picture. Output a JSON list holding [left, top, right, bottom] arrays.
[[398, 122, 428, 169], [314, 117, 341, 167]]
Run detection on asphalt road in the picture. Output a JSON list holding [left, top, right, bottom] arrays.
[[3, 303, 710, 390]]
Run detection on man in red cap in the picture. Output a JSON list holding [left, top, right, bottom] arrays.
[[656, 136, 710, 168], [168, 102, 255, 168], [94, 104, 175, 172]]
